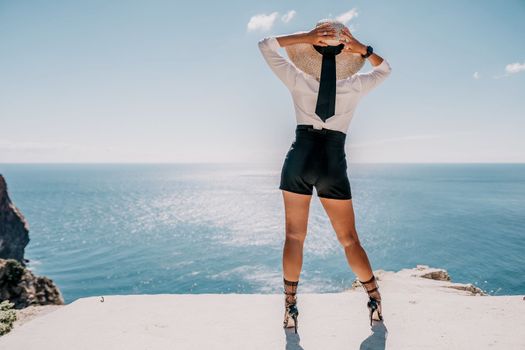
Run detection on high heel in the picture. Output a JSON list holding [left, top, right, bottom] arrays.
[[366, 296, 382, 326], [284, 301, 299, 333], [283, 277, 299, 333], [359, 274, 383, 326]]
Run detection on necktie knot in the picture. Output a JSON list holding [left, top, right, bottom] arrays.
[[313, 43, 345, 57]]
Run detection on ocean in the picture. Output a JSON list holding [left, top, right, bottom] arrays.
[[1, 163, 524, 304]]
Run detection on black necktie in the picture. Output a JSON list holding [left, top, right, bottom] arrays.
[[313, 43, 345, 122]]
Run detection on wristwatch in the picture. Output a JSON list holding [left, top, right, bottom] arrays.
[[361, 45, 373, 58]]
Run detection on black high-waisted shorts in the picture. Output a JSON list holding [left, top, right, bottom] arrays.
[[279, 124, 352, 200]]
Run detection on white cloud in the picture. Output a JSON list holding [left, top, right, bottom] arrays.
[[336, 8, 359, 24], [247, 12, 279, 32], [281, 10, 296, 23], [349, 131, 476, 150], [0, 139, 90, 151], [0, 139, 163, 163], [473, 71, 480, 79], [492, 60, 525, 79], [505, 61, 525, 74]]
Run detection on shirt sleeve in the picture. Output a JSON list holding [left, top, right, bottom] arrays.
[[257, 36, 300, 90], [354, 58, 392, 96]]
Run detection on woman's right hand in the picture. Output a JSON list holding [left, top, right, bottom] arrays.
[[306, 23, 338, 46], [338, 27, 367, 55]]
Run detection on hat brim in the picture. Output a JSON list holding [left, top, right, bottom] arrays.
[[285, 43, 365, 81]]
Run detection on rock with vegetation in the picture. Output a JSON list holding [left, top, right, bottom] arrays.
[[0, 258, 64, 309], [0, 300, 17, 336]]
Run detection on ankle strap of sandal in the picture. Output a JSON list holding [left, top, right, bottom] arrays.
[[284, 278, 299, 286], [283, 277, 299, 296], [359, 275, 381, 300], [359, 275, 376, 285]]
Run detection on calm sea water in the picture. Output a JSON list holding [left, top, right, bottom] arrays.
[[0, 163, 524, 304]]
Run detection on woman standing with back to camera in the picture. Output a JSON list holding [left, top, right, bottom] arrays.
[[258, 18, 392, 333]]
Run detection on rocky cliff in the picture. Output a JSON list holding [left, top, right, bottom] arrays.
[[0, 174, 64, 309], [0, 175, 30, 265]]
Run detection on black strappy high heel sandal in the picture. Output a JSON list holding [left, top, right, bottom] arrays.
[[283, 277, 299, 333], [359, 274, 383, 327]]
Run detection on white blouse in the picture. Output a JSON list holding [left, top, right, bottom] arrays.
[[258, 36, 392, 135]]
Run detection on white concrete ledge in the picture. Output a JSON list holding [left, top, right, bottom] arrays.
[[1, 266, 524, 349]]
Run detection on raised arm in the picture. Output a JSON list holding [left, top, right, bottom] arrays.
[[257, 23, 339, 90], [353, 57, 392, 96], [338, 27, 392, 95], [257, 36, 300, 90]]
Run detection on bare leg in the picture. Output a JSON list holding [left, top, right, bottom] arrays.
[[318, 197, 374, 283], [281, 190, 312, 289], [318, 196, 383, 323]]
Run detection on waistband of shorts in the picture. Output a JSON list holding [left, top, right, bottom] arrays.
[[295, 124, 347, 143]]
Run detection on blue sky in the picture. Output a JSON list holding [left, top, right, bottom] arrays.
[[0, 0, 524, 163]]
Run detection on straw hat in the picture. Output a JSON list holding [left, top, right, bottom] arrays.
[[285, 19, 365, 81]]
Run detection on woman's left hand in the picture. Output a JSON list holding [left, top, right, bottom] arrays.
[[339, 27, 367, 55]]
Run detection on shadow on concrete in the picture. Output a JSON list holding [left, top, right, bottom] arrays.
[[284, 327, 305, 350], [360, 320, 388, 350]]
